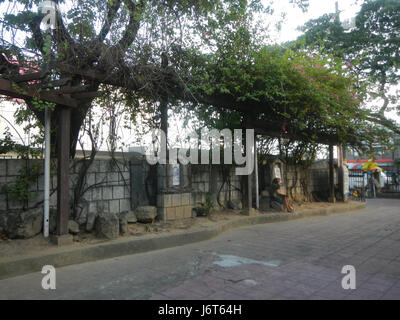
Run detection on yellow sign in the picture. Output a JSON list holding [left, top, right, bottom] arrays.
[[361, 159, 381, 172]]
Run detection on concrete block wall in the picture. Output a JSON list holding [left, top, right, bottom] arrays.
[[258, 159, 339, 202], [191, 165, 210, 206], [157, 192, 192, 221], [75, 159, 130, 223], [0, 159, 46, 211], [191, 164, 241, 208], [309, 161, 338, 194], [284, 166, 310, 202], [0, 158, 130, 223], [1, 157, 338, 227]]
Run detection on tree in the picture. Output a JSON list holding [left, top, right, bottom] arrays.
[[0, 0, 374, 167], [0, 0, 275, 156], [295, 0, 400, 148]]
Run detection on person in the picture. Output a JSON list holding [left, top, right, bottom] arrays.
[[270, 178, 294, 213]]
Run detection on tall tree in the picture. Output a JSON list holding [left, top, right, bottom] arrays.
[[0, 0, 275, 155], [295, 0, 400, 139], [0, 0, 371, 156]]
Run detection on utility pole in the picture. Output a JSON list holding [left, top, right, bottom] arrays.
[[329, 144, 336, 203], [335, 1, 340, 22]]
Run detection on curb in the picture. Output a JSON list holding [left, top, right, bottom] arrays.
[[0, 202, 366, 280]]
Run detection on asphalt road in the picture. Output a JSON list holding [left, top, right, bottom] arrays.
[[1, 199, 400, 300]]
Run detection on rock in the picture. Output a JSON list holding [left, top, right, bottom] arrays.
[[119, 216, 128, 235], [259, 196, 271, 211], [193, 207, 207, 217], [68, 220, 80, 234], [86, 211, 97, 232], [94, 212, 119, 239], [135, 206, 157, 223], [227, 199, 243, 210], [7, 207, 43, 239], [120, 210, 137, 223]]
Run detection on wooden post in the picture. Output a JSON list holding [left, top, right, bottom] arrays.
[[329, 144, 336, 203], [247, 168, 253, 213], [56, 106, 71, 235], [158, 52, 169, 193], [157, 100, 168, 192]]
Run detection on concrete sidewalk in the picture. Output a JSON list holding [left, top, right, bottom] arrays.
[[0, 201, 366, 280]]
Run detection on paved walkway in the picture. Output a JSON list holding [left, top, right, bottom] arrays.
[[0, 199, 399, 300]]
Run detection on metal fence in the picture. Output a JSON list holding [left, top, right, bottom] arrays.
[[348, 170, 367, 201], [382, 172, 400, 192]]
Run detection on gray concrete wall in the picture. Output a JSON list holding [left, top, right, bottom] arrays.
[[191, 164, 241, 208], [0, 157, 336, 221], [0, 158, 130, 224], [309, 160, 339, 201]]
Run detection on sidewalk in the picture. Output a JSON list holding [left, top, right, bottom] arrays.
[[0, 201, 366, 280]]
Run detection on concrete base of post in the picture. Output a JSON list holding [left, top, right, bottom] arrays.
[[50, 234, 74, 246], [242, 208, 258, 216]]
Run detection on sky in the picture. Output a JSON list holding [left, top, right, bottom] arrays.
[[269, 0, 361, 43]]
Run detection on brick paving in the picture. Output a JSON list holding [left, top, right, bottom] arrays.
[[0, 199, 399, 300]]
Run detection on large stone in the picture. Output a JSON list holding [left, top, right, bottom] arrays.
[[86, 211, 97, 232], [260, 196, 271, 211], [119, 214, 128, 235], [135, 206, 157, 223], [94, 212, 119, 239], [7, 207, 43, 239], [227, 199, 243, 210], [122, 210, 137, 223], [193, 207, 207, 217], [68, 220, 80, 235]]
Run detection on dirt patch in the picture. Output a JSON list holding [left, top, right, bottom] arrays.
[[0, 202, 341, 261]]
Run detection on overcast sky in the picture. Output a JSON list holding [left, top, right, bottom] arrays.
[[270, 0, 361, 43]]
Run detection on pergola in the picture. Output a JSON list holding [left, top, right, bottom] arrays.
[[0, 56, 340, 240], [0, 61, 101, 237]]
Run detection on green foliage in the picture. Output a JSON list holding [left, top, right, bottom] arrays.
[[199, 191, 215, 216], [1, 163, 40, 203], [0, 124, 42, 159], [0, 0, 366, 159], [0, 129, 15, 155], [186, 42, 367, 145], [296, 0, 400, 142]]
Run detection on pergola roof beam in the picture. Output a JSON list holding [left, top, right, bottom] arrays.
[[0, 79, 78, 107]]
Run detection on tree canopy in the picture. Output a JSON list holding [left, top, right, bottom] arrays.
[[295, 0, 400, 151], [0, 0, 385, 158]]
